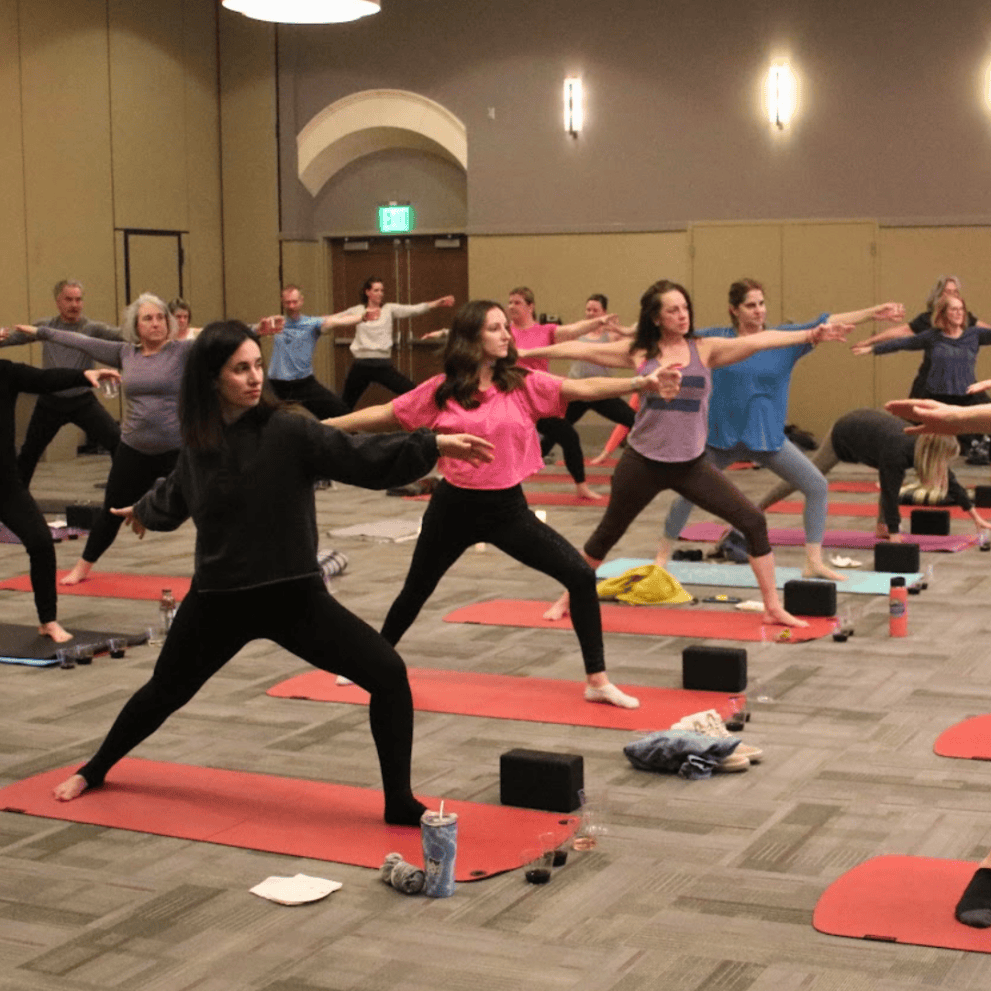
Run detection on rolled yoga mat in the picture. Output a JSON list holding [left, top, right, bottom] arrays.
[[0, 758, 578, 881], [813, 854, 991, 954], [269, 668, 743, 731], [442, 598, 834, 642]]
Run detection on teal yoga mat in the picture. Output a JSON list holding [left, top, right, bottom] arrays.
[[597, 558, 922, 595]]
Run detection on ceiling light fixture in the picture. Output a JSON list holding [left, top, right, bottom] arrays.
[[222, 0, 380, 24]]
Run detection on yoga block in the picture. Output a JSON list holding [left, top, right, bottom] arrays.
[[783, 579, 836, 617], [874, 541, 920, 573], [682, 645, 747, 693], [910, 508, 950, 536], [65, 503, 101, 529], [499, 748, 583, 813], [975, 485, 991, 508]]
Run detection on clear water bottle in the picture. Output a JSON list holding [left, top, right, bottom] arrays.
[[159, 588, 177, 632]]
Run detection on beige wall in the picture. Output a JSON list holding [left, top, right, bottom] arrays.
[[468, 223, 991, 440]]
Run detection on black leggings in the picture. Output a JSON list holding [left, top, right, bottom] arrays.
[[342, 359, 414, 410], [536, 417, 587, 484], [381, 481, 606, 675], [540, 399, 635, 459], [270, 375, 348, 419], [77, 576, 419, 812], [0, 482, 57, 623], [82, 442, 180, 565], [585, 447, 771, 561]]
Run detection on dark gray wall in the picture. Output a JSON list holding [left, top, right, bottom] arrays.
[[277, 0, 991, 237]]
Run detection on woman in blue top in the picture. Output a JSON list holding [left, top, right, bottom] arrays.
[[658, 278, 903, 581]]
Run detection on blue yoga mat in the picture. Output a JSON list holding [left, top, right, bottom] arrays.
[[0, 655, 59, 667], [597, 558, 922, 596]]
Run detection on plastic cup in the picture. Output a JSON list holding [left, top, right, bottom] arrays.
[[72, 644, 94, 665], [108, 637, 127, 659], [56, 647, 75, 669], [523, 847, 553, 884], [100, 378, 120, 399], [146, 626, 166, 647]]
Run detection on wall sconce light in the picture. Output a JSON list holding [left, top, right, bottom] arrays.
[[764, 61, 797, 130], [222, 0, 380, 24], [564, 77, 583, 136]]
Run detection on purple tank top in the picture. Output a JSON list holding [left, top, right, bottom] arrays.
[[628, 340, 710, 463]]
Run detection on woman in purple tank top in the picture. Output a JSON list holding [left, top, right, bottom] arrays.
[[519, 280, 851, 629]]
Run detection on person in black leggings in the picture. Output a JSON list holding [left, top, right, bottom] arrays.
[[50, 320, 493, 825], [0, 355, 118, 642]]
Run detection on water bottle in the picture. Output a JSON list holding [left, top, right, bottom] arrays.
[[159, 589, 177, 632], [420, 808, 458, 897], [889, 577, 907, 637]]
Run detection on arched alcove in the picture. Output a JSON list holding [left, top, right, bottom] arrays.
[[296, 89, 466, 196]]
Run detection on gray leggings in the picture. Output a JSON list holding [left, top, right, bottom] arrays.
[[663, 438, 829, 544], [752, 430, 841, 518]]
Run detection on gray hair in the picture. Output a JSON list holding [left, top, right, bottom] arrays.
[[53, 279, 83, 300], [122, 292, 177, 344], [925, 275, 963, 312]]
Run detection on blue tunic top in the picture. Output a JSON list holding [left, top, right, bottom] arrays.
[[268, 315, 326, 381], [700, 314, 826, 452]]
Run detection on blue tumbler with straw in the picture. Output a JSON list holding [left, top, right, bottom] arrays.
[[420, 805, 458, 897]]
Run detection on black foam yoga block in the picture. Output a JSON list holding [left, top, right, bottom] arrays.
[[682, 645, 747, 693], [65, 503, 100, 529], [910, 508, 950, 535], [975, 485, 991, 509], [874, 541, 920, 573], [783, 579, 836, 617], [500, 749, 584, 813]]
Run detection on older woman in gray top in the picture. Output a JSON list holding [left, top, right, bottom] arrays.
[[14, 292, 195, 584]]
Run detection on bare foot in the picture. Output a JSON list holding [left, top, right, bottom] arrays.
[[53, 773, 88, 801], [763, 605, 809, 628], [588, 452, 609, 466], [575, 483, 605, 501], [59, 561, 92, 586], [543, 592, 571, 621], [39, 621, 73, 643], [803, 563, 846, 582]]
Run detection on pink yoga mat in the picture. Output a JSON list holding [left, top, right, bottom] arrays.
[[770, 499, 972, 520], [813, 855, 990, 953], [0, 758, 577, 881], [406, 491, 610, 506], [269, 668, 742, 731], [679, 522, 977, 552]]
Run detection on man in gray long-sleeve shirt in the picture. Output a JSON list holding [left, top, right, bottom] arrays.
[[1, 280, 121, 485]]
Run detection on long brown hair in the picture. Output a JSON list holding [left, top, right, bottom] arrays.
[[434, 301, 529, 410], [728, 278, 764, 328], [632, 280, 694, 360]]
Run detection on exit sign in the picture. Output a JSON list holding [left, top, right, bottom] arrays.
[[378, 204, 415, 233]]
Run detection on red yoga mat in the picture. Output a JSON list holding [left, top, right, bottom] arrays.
[[828, 480, 879, 493], [530, 472, 614, 486], [0, 572, 191, 600], [770, 499, 972, 520], [934, 714, 991, 759], [269, 668, 742, 731], [443, 599, 833, 642], [0, 758, 577, 881], [813, 855, 991, 953], [679, 522, 976, 552]]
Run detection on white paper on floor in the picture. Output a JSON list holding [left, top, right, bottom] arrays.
[[328, 518, 421, 542], [250, 873, 343, 905]]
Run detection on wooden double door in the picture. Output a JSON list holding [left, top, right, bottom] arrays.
[[330, 235, 468, 408]]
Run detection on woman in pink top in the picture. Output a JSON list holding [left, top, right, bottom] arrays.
[[325, 299, 674, 708]]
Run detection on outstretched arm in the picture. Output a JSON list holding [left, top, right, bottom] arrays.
[[561, 363, 681, 403], [320, 309, 364, 333], [702, 323, 852, 369], [855, 323, 914, 348], [828, 301, 905, 326], [517, 338, 637, 369], [552, 313, 621, 343], [323, 402, 402, 433], [885, 398, 991, 435]]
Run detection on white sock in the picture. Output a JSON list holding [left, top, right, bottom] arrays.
[[336, 675, 354, 686]]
